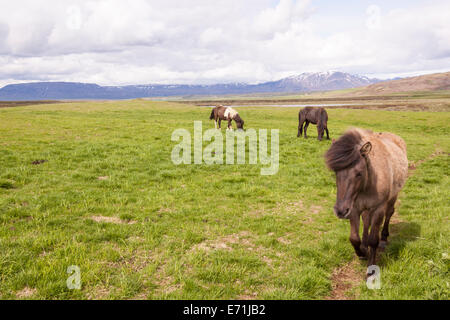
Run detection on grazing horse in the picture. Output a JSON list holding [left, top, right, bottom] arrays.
[[325, 128, 408, 275], [297, 107, 329, 140], [209, 105, 244, 130]]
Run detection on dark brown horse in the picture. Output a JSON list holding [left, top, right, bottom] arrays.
[[209, 105, 244, 130], [297, 107, 329, 140], [325, 128, 408, 276]]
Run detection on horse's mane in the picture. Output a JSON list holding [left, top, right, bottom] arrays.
[[325, 129, 364, 171]]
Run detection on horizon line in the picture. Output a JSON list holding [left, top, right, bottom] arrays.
[[1, 69, 449, 89]]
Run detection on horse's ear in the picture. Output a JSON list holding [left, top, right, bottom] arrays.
[[360, 142, 372, 157], [332, 138, 336, 144]]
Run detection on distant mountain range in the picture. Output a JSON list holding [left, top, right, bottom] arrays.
[[349, 71, 450, 95], [0, 71, 380, 100]]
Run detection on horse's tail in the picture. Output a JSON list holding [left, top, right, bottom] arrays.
[[209, 108, 215, 120], [317, 108, 328, 140], [318, 108, 328, 131]]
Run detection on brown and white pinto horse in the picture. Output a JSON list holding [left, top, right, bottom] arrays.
[[209, 105, 244, 130]]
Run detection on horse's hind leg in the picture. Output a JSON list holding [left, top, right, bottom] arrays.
[[218, 119, 222, 129], [297, 113, 304, 137], [380, 196, 397, 249], [317, 127, 324, 141], [297, 120, 304, 137]]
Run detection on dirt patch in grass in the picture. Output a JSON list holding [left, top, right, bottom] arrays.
[[91, 215, 137, 225], [326, 259, 362, 300], [16, 287, 37, 298], [408, 148, 447, 174], [310, 205, 322, 214], [284, 200, 304, 214], [153, 275, 182, 296], [191, 231, 253, 252], [248, 200, 305, 217], [107, 248, 154, 272], [190, 231, 278, 271], [127, 236, 145, 243], [39, 250, 50, 257], [97, 176, 109, 180], [271, 201, 304, 215], [87, 285, 111, 300], [247, 208, 265, 217], [151, 256, 183, 297], [237, 291, 259, 300], [277, 234, 293, 245], [157, 207, 173, 214]]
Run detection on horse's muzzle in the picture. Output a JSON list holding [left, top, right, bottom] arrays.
[[334, 206, 351, 219]]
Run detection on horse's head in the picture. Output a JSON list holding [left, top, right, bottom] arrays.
[[237, 119, 244, 130], [234, 115, 244, 130], [325, 130, 372, 219]]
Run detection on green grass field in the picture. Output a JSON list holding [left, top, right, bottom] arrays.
[[0, 100, 448, 299]]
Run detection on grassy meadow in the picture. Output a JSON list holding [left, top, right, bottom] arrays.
[[0, 100, 449, 299]]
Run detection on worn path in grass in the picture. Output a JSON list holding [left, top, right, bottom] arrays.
[[0, 100, 448, 299]]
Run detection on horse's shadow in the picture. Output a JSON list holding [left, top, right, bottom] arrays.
[[377, 221, 421, 266]]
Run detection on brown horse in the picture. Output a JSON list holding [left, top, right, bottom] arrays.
[[325, 128, 408, 275], [209, 105, 244, 130], [297, 107, 329, 140]]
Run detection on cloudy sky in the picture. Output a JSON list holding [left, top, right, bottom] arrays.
[[0, 0, 449, 87]]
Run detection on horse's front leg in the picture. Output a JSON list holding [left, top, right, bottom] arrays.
[[214, 119, 217, 129], [227, 119, 233, 130], [349, 210, 366, 258], [360, 210, 370, 259], [367, 206, 386, 271], [325, 127, 330, 140], [218, 119, 222, 129], [304, 121, 310, 138]]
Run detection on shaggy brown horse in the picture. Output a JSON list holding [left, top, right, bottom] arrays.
[[325, 128, 408, 275], [209, 105, 244, 130], [297, 107, 329, 140]]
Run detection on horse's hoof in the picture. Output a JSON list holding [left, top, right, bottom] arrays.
[[378, 241, 387, 251], [357, 247, 368, 260]]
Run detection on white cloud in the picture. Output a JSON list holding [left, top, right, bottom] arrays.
[[0, 0, 449, 86]]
